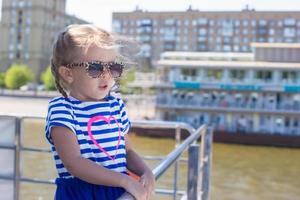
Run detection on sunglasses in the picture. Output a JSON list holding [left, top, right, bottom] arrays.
[[66, 60, 124, 79]]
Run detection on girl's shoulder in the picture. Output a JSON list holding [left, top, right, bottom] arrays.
[[48, 96, 84, 105], [47, 96, 75, 113], [107, 94, 126, 107], [48, 96, 67, 104]]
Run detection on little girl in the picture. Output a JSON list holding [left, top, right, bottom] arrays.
[[45, 24, 155, 200]]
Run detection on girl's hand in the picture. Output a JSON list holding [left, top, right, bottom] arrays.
[[139, 170, 155, 199], [123, 176, 147, 200]]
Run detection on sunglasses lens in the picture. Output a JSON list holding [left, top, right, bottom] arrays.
[[87, 62, 104, 78], [109, 63, 123, 78]]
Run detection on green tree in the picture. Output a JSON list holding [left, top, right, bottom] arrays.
[[41, 66, 55, 90], [4, 64, 34, 89], [0, 72, 5, 88], [119, 69, 135, 94]]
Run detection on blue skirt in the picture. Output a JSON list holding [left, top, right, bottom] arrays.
[[55, 177, 126, 200]]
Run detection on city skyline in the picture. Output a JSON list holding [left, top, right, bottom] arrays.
[[65, 0, 300, 31], [0, 0, 300, 31]]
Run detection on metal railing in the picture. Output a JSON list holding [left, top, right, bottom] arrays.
[[118, 121, 213, 200], [0, 114, 213, 200]]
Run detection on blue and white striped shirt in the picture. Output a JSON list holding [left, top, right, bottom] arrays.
[[45, 95, 131, 179]]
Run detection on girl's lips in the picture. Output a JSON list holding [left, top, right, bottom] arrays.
[[99, 85, 108, 90]]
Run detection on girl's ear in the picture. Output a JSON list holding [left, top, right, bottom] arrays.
[[58, 66, 74, 84]]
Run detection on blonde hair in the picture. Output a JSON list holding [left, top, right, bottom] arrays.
[[51, 24, 120, 98]]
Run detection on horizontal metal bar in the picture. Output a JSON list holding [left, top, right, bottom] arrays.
[[0, 145, 15, 150], [131, 120, 195, 134], [142, 155, 188, 162], [19, 177, 55, 185], [155, 188, 186, 196], [0, 113, 44, 119], [0, 176, 55, 185], [21, 147, 51, 153], [0, 175, 14, 180]]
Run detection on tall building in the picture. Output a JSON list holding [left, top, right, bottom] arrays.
[[0, 0, 88, 79], [112, 7, 300, 67]]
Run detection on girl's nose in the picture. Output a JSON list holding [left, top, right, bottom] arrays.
[[99, 67, 111, 79]]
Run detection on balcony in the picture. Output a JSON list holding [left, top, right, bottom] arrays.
[[156, 96, 300, 115]]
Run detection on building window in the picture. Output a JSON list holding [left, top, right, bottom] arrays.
[[165, 18, 175, 25], [206, 69, 223, 81], [198, 18, 208, 25], [243, 38, 249, 43], [235, 20, 240, 27], [198, 43, 206, 51], [281, 71, 297, 83], [198, 28, 207, 35], [9, 53, 14, 59], [255, 71, 273, 83], [230, 70, 245, 81], [16, 51, 21, 59], [233, 45, 239, 51], [223, 45, 231, 52], [180, 69, 198, 81], [184, 20, 189, 26], [197, 36, 206, 42], [284, 18, 296, 26], [297, 28, 300, 36], [112, 20, 121, 32], [18, 1, 25, 7], [258, 20, 267, 26], [284, 38, 294, 43], [192, 20, 197, 26], [269, 29, 275, 35], [284, 27, 296, 37], [176, 20, 181, 26], [242, 46, 248, 52], [24, 53, 30, 60], [268, 37, 274, 42]]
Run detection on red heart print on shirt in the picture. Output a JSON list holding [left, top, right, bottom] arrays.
[[87, 115, 121, 161]]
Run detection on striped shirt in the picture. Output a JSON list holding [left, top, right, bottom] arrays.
[[45, 95, 131, 179]]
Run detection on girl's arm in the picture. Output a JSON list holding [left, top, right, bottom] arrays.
[[125, 134, 155, 198], [125, 134, 152, 176], [51, 126, 147, 199]]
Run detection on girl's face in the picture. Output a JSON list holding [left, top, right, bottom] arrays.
[[68, 46, 117, 101]]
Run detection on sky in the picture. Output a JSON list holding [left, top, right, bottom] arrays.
[[0, 0, 300, 30], [65, 0, 300, 31]]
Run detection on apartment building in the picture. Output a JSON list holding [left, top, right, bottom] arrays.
[[112, 7, 300, 66], [0, 0, 88, 79]]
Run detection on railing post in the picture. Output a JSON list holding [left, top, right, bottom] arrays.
[[14, 117, 21, 200], [199, 127, 213, 200], [173, 126, 181, 200], [187, 144, 200, 200]]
